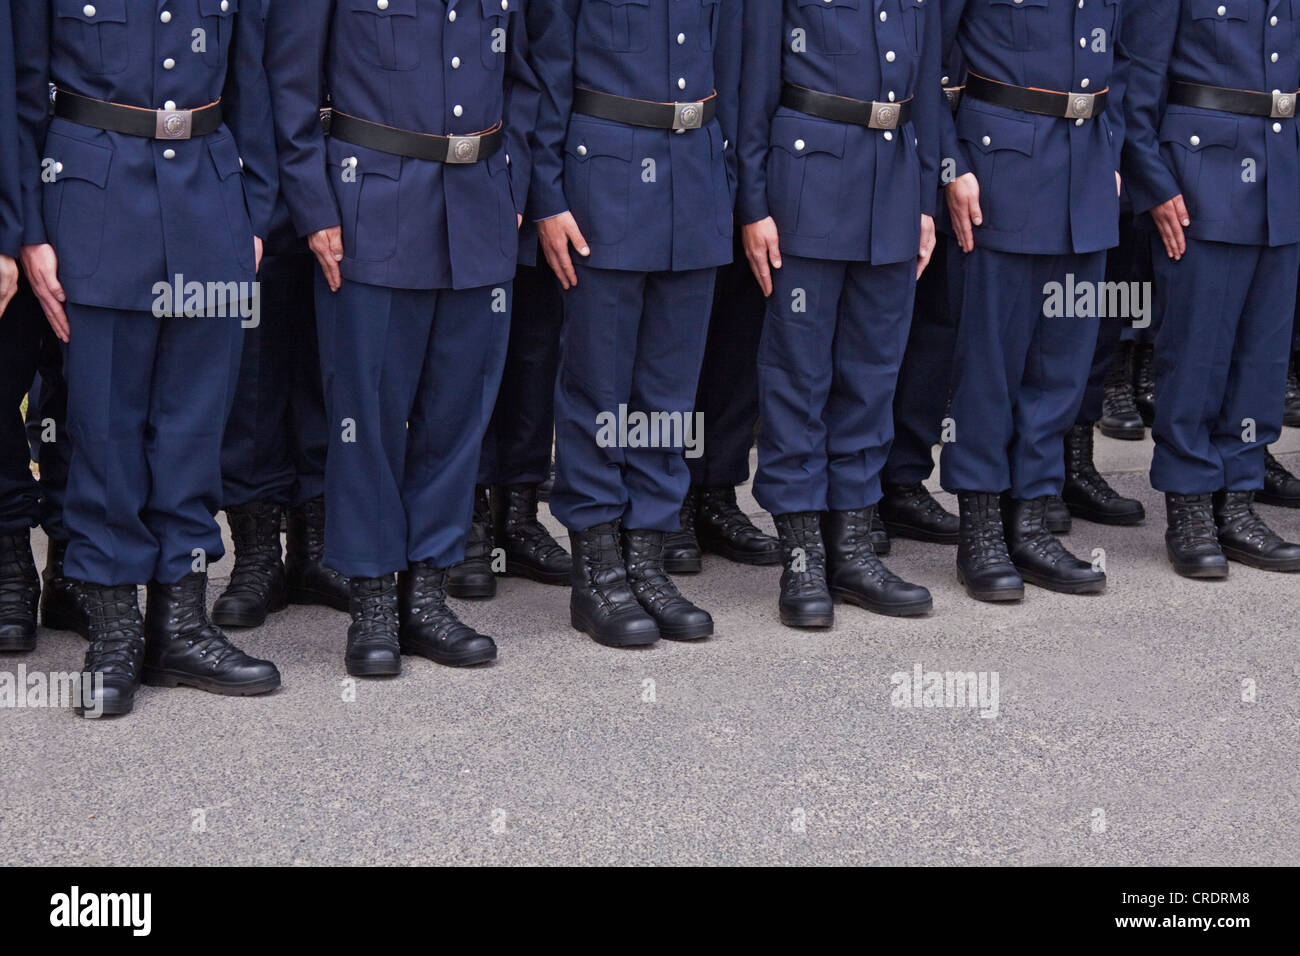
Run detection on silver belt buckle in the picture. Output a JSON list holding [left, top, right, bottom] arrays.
[[1065, 92, 1096, 120], [870, 101, 901, 130], [446, 135, 482, 164], [1271, 90, 1296, 119], [155, 108, 194, 140], [673, 101, 705, 132]]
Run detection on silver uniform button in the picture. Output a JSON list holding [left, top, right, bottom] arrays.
[[378, 0, 388, 8], [1189, 135, 1200, 146], [1274, 122, 1283, 133], [577, 145, 588, 156], [883, 131, 893, 141], [83, 4, 95, 17], [163, 58, 176, 70], [163, 149, 176, 160], [885, 51, 896, 62], [164, 100, 176, 110], [160, 10, 171, 23], [982, 135, 991, 146], [54, 162, 63, 174], [794, 139, 805, 151], [677, 33, 685, 44], [454, 105, 463, 117], [451, 57, 461, 68], [221, 0, 229, 10], [448, 10, 456, 21]]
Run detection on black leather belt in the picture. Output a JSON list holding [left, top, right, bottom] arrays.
[[944, 86, 964, 114], [781, 84, 912, 130], [1169, 81, 1298, 120], [573, 88, 717, 131], [53, 88, 223, 140], [328, 110, 503, 164], [965, 73, 1108, 121]]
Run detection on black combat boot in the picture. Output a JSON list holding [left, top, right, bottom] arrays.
[[663, 489, 703, 574], [622, 529, 713, 640], [569, 521, 660, 647], [822, 508, 932, 617], [1284, 354, 1300, 429], [40, 539, 88, 639], [869, 509, 891, 555], [344, 575, 401, 677], [1099, 340, 1146, 440], [1165, 494, 1229, 579], [879, 482, 960, 545], [773, 512, 834, 629], [399, 561, 498, 666], [1004, 497, 1106, 593], [0, 532, 39, 652], [956, 493, 1024, 602], [286, 496, 349, 611], [213, 501, 287, 629], [447, 486, 497, 599], [1062, 423, 1146, 525], [537, 459, 556, 503], [78, 583, 146, 717], [1259, 452, 1300, 508], [695, 485, 781, 565], [1213, 491, 1300, 572], [1044, 495, 1072, 534], [493, 484, 571, 585], [143, 572, 282, 695], [1133, 342, 1156, 427]]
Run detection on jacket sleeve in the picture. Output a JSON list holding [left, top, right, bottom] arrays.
[[504, 0, 541, 219], [1119, 0, 1181, 215], [938, 0, 971, 183], [912, 0, 944, 219], [224, 0, 277, 240], [735, 0, 781, 226], [525, 0, 580, 222], [264, 0, 340, 237], [0, 0, 22, 257], [713, 0, 743, 206], [1103, 0, 1128, 176], [12, 0, 50, 248]]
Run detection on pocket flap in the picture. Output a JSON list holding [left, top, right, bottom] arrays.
[[957, 106, 1036, 156], [796, 0, 858, 7], [482, 0, 514, 17], [45, 130, 113, 188], [346, 0, 417, 17], [207, 134, 247, 181], [1190, 0, 1247, 20], [54, 0, 126, 24], [1159, 111, 1239, 151], [198, 0, 238, 16], [989, 0, 1048, 7], [565, 119, 636, 162], [328, 139, 404, 180], [769, 114, 846, 158]]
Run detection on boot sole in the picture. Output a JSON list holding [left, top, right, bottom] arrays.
[[141, 667, 281, 696], [1220, 547, 1300, 573], [1098, 424, 1147, 441], [663, 557, 703, 575], [346, 657, 402, 677], [830, 587, 933, 617], [658, 621, 713, 641], [779, 609, 834, 629], [212, 596, 288, 630], [503, 563, 572, 586], [78, 698, 134, 718], [957, 569, 1024, 603], [1256, 493, 1300, 509], [399, 642, 497, 667], [880, 521, 959, 545], [1015, 568, 1107, 595], [287, 585, 350, 612], [570, 609, 660, 648], [698, 538, 782, 566], [1063, 505, 1146, 527], [445, 581, 498, 600]]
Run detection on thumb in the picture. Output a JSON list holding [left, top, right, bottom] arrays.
[[568, 221, 591, 257]]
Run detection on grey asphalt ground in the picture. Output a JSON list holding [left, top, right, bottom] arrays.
[[3, 431, 1299, 866]]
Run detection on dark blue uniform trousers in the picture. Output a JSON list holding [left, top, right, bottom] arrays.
[[754, 254, 916, 516], [1078, 212, 1151, 422], [0, 282, 67, 538], [551, 264, 716, 533], [940, 248, 1104, 499], [1150, 238, 1300, 494], [477, 262, 563, 488], [688, 242, 765, 489], [317, 277, 510, 577], [221, 251, 328, 509], [63, 304, 243, 586], [885, 236, 961, 486]]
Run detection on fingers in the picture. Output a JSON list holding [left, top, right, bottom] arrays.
[[32, 279, 69, 341], [254, 236, 264, 274], [314, 249, 342, 292], [1173, 195, 1191, 229], [916, 244, 933, 280], [545, 238, 577, 290], [745, 244, 772, 298], [765, 232, 783, 276], [0, 282, 15, 320], [948, 194, 974, 254]]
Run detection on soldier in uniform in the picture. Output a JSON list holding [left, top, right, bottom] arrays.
[[740, 0, 943, 627], [938, 0, 1121, 601], [530, 0, 742, 647], [266, 0, 537, 675], [213, 180, 349, 629], [660, 247, 781, 576], [447, 227, 571, 601], [1121, 0, 1300, 577], [14, 0, 282, 715]]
